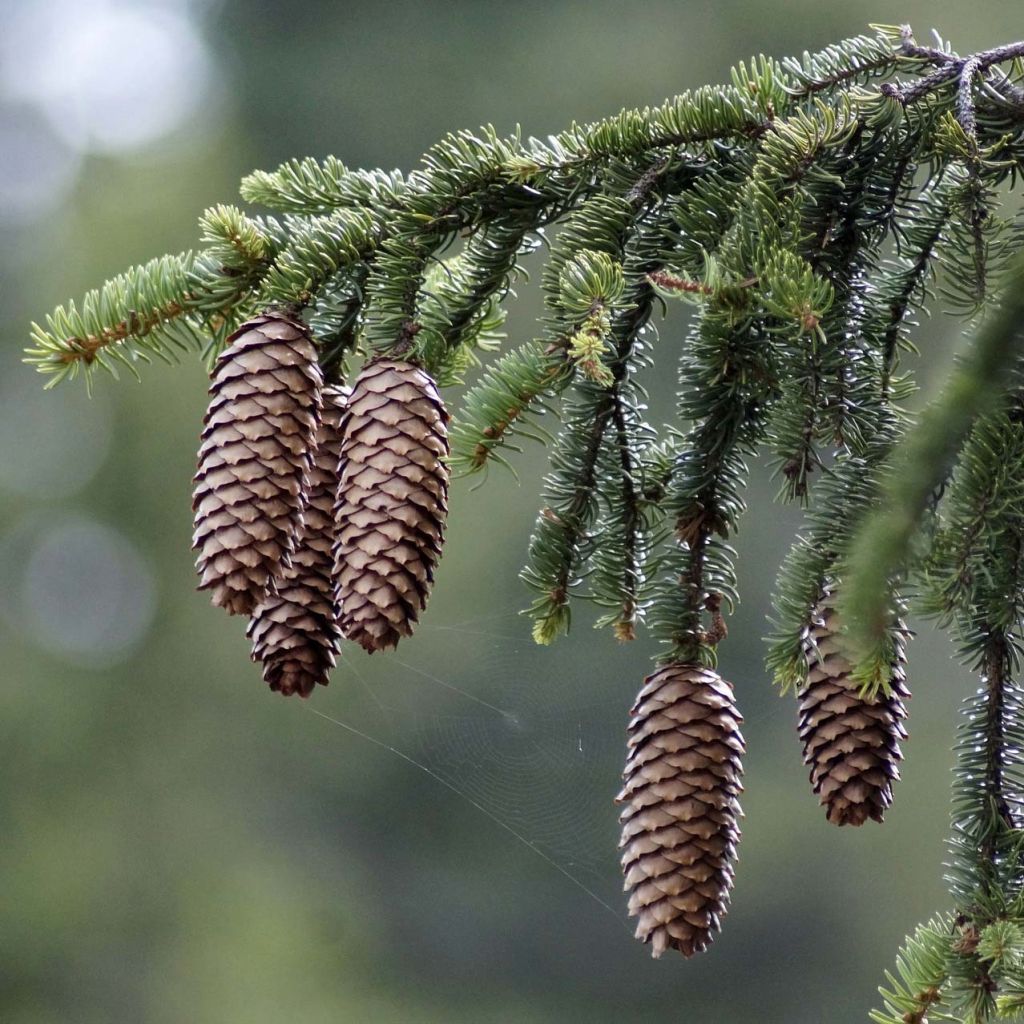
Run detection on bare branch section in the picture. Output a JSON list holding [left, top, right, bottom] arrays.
[[882, 26, 1024, 126]]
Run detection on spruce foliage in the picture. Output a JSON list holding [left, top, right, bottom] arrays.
[[26, 23, 1024, 1017]]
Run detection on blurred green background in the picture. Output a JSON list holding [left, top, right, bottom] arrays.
[[2, 2, 1021, 1021]]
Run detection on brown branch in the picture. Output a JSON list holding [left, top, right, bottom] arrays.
[[982, 630, 1017, 851], [958, 56, 983, 142], [610, 391, 643, 641], [60, 299, 188, 365], [788, 54, 896, 97], [647, 269, 714, 295], [884, 28, 1024, 124], [469, 355, 566, 470]]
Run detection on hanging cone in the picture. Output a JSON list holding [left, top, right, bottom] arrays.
[[618, 663, 744, 958], [248, 385, 348, 697], [192, 311, 322, 616], [797, 600, 909, 826], [333, 358, 449, 652]]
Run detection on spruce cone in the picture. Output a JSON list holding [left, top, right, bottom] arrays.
[[334, 358, 449, 652], [618, 663, 744, 958], [797, 601, 909, 826], [192, 312, 322, 615], [248, 385, 348, 697]]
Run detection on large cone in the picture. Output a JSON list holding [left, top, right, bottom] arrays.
[[334, 358, 449, 652], [248, 385, 348, 697], [618, 663, 744, 958], [192, 311, 322, 615], [798, 601, 909, 826]]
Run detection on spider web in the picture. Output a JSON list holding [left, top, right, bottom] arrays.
[[305, 606, 640, 921]]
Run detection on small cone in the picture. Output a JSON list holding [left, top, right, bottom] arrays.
[[333, 358, 449, 652], [797, 600, 909, 826], [618, 663, 744, 958], [248, 385, 348, 697], [192, 311, 322, 615]]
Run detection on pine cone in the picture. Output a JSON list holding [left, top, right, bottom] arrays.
[[192, 311, 322, 615], [797, 601, 909, 826], [618, 663, 744, 958], [334, 358, 449, 652], [248, 385, 348, 697]]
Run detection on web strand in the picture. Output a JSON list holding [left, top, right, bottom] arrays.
[[304, 704, 627, 926]]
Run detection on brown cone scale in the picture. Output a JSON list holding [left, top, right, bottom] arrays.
[[192, 312, 323, 615], [798, 601, 909, 826], [617, 663, 744, 958], [248, 385, 348, 697], [333, 358, 449, 652]]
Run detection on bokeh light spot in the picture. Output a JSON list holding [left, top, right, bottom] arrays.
[[0, 365, 114, 500], [19, 517, 157, 666], [0, 103, 81, 224], [2, 0, 214, 154]]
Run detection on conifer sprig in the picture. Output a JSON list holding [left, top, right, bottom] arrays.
[[26, 253, 206, 386], [24, 25, 1024, 1011], [240, 157, 407, 215], [870, 915, 954, 1024], [843, 249, 1024, 671]]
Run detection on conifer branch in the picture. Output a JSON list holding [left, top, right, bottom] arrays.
[[844, 250, 1024, 669], [524, 383, 616, 645], [524, 155, 718, 643], [876, 181, 953, 391], [599, 392, 646, 640], [765, 157, 949, 692], [240, 156, 407, 215], [652, 98, 865, 663], [883, 29, 1024, 118], [24, 25, 1024, 1004], [783, 32, 899, 97], [448, 344, 568, 472], [522, 167, 666, 643], [258, 207, 382, 308], [921, 411, 1024, 626], [870, 915, 953, 1024], [26, 253, 208, 385]]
